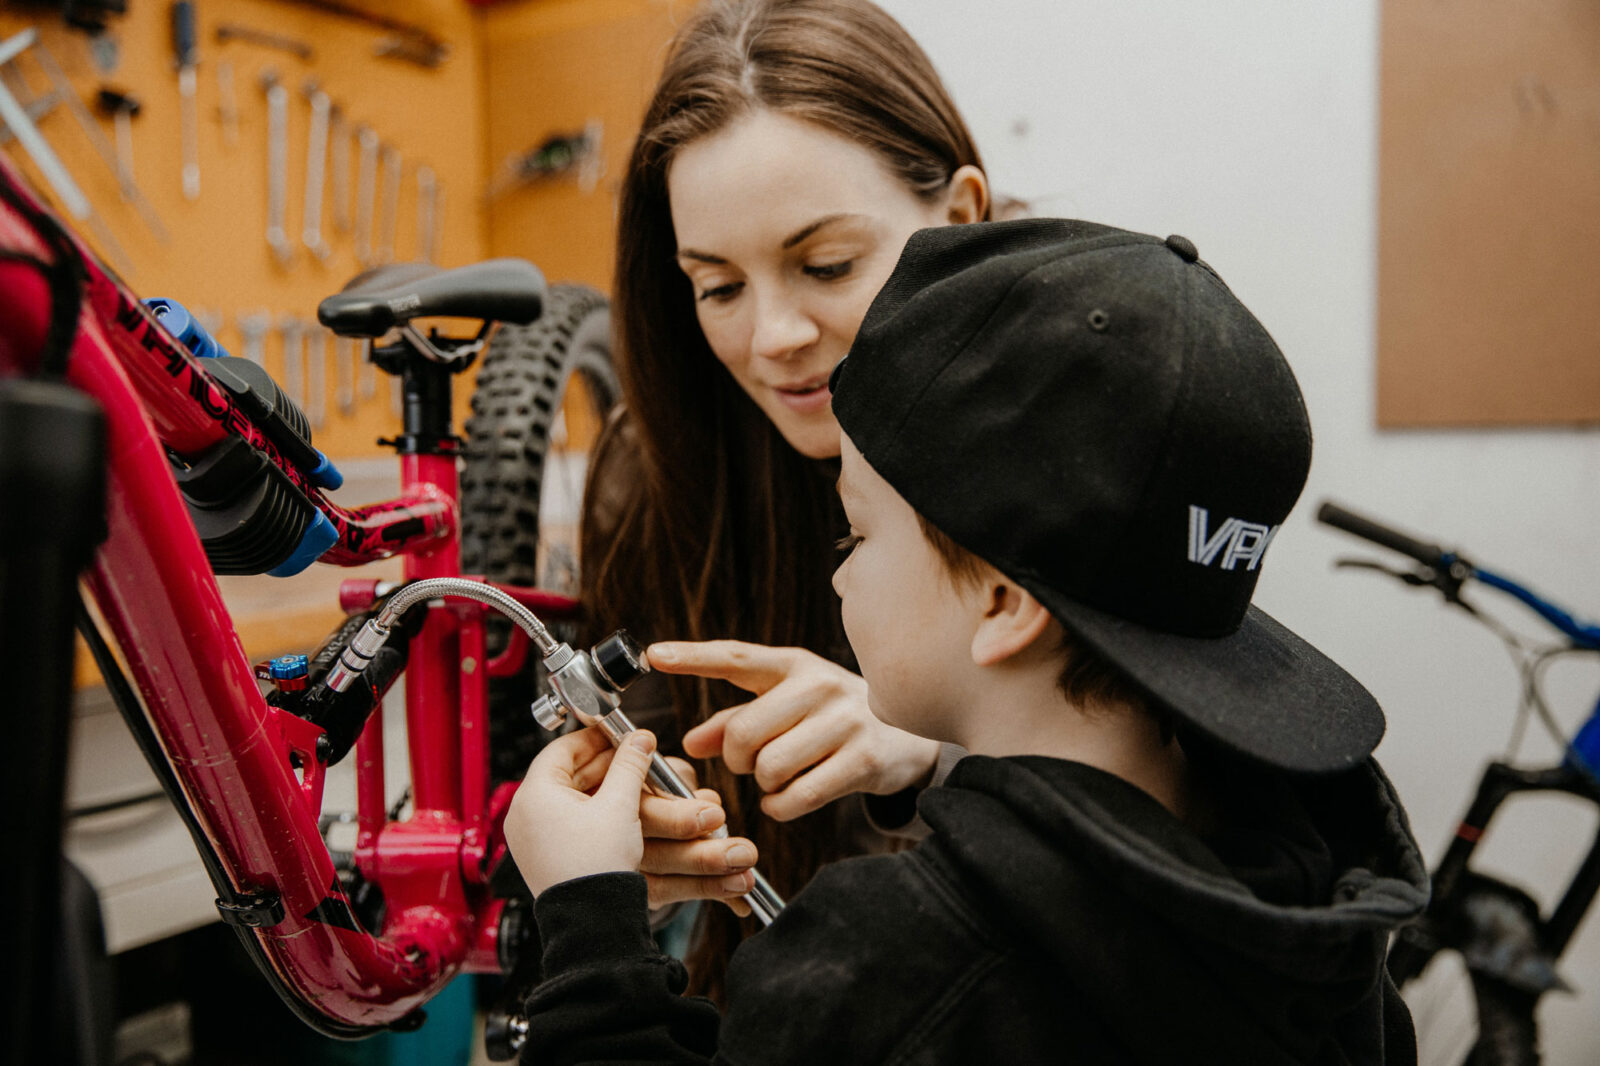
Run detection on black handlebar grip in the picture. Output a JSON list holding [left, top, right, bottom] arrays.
[[1317, 501, 1450, 568]]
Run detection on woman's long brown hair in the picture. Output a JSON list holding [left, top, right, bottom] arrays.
[[580, 0, 987, 1000]]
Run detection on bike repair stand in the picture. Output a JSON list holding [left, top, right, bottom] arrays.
[[0, 375, 108, 1066]]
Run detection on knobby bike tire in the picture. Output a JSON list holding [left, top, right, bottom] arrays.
[[1466, 975, 1541, 1066], [459, 283, 619, 782]]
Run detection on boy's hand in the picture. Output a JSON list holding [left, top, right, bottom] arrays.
[[638, 756, 755, 916], [503, 725, 658, 897], [647, 640, 942, 821]]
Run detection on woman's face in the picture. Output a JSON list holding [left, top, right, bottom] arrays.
[[667, 110, 982, 460]]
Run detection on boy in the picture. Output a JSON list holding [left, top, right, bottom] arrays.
[[502, 219, 1430, 1064]]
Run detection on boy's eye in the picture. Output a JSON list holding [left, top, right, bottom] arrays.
[[697, 281, 743, 303], [835, 532, 862, 554], [804, 260, 854, 281]]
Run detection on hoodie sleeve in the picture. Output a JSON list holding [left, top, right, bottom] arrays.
[[522, 872, 722, 1065]]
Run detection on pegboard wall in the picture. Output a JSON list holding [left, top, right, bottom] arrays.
[[0, 0, 697, 671], [0, 0, 486, 459]]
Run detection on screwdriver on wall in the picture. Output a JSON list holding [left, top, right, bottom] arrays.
[[171, 0, 199, 200]]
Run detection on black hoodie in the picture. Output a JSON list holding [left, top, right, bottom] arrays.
[[521, 754, 1430, 1065]]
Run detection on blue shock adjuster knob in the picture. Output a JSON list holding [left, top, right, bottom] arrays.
[[269, 654, 309, 680], [144, 298, 227, 360], [268, 654, 310, 693]]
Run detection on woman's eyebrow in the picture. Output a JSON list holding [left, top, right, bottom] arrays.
[[677, 214, 870, 264], [782, 213, 863, 249]]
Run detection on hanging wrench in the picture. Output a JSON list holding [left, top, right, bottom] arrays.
[[301, 79, 332, 260], [171, 0, 200, 200], [0, 30, 134, 274], [306, 325, 328, 429], [278, 315, 305, 411], [416, 164, 438, 264], [216, 58, 239, 147], [335, 336, 355, 415], [237, 310, 271, 365], [376, 142, 401, 265], [29, 42, 169, 243], [261, 69, 294, 266], [353, 124, 378, 267], [329, 104, 351, 234]]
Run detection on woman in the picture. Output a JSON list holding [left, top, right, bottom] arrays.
[[580, 0, 990, 997]]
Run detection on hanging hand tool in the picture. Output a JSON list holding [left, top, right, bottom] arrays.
[[9, 37, 168, 243], [0, 29, 134, 274], [95, 88, 138, 181], [238, 311, 271, 365], [215, 24, 314, 60], [278, 0, 448, 68], [171, 0, 200, 201], [260, 68, 293, 266], [26, 37, 168, 244], [216, 59, 238, 146], [487, 119, 603, 201], [416, 164, 438, 264], [353, 124, 377, 267], [335, 336, 355, 415], [306, 325, 328, 428], [301, 79, 331, 260], [376, 143, 400, 265], [278, 316, 306, 410], [359, 339, 376, 400], [329, 105, 351, 234]]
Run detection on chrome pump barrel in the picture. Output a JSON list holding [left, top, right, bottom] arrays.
[[533, 632, 785, 927], [319, 577, 784, 925]]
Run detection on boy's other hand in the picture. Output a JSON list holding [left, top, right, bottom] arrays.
[[648, 640, 942, 821], [638, 756, 755, 917], [503, 725, 657, 897]]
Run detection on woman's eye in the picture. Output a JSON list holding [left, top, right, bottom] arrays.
[[835, 532, 862, 554], [697, 281, 743, 303], [804, 260, 854, 281]]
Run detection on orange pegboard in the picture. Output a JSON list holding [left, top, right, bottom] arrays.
[[0, 0, 486, 460]]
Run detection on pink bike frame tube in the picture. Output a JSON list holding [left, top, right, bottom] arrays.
[[72, 324, 453, 1028], [0, 158, 502, 1031]]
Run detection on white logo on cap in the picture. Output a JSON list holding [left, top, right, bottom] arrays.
[[1187, 506, 1280, 571]]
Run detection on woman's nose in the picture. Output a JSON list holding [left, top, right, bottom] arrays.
[[748, 291, 820, 362]]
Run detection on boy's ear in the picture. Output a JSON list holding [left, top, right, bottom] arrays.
[[944, 165, 990, 225], [970, 578, 1054, 668]]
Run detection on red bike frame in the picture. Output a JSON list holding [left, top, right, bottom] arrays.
[[0, 155, 573, 1034]]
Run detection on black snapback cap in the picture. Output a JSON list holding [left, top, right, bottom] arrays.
[[829, 218, 1383, 774]]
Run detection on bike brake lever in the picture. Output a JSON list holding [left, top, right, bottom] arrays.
[[1334, 556, 1433, 586], [1334, 556, 1474, 608]]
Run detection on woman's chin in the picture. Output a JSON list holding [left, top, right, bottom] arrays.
[[770, 410, 843, 460]]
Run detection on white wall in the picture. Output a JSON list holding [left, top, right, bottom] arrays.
[[879, 2, 1600, 1060]]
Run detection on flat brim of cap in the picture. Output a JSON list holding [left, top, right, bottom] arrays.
[[1038, 593, 1384, 774]]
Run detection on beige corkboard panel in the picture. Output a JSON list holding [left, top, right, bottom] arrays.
[[1378, 0, 1600, 427]]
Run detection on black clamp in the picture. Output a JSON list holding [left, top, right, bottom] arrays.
[[216, 890, 287, 929]]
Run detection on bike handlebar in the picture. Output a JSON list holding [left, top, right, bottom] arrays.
[[1316, 501, 1451, 570], [1319, 499, 1600, 650]]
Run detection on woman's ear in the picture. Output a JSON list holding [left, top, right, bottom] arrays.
[[970, 579, 1054, 667], [944, 164, 990, 224]]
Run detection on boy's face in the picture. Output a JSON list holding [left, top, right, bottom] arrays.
[[833, 435, 981, 740]]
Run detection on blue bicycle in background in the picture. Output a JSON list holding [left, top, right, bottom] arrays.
[[1320, 502, 1600, 1066]]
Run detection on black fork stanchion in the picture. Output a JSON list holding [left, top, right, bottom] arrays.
[[0, 378, 108, 1066]]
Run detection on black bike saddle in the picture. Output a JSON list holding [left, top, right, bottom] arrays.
[[317, 258, 546, 338]]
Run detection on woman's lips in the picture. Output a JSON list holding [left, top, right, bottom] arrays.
[[773, 378, 832, 413]]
